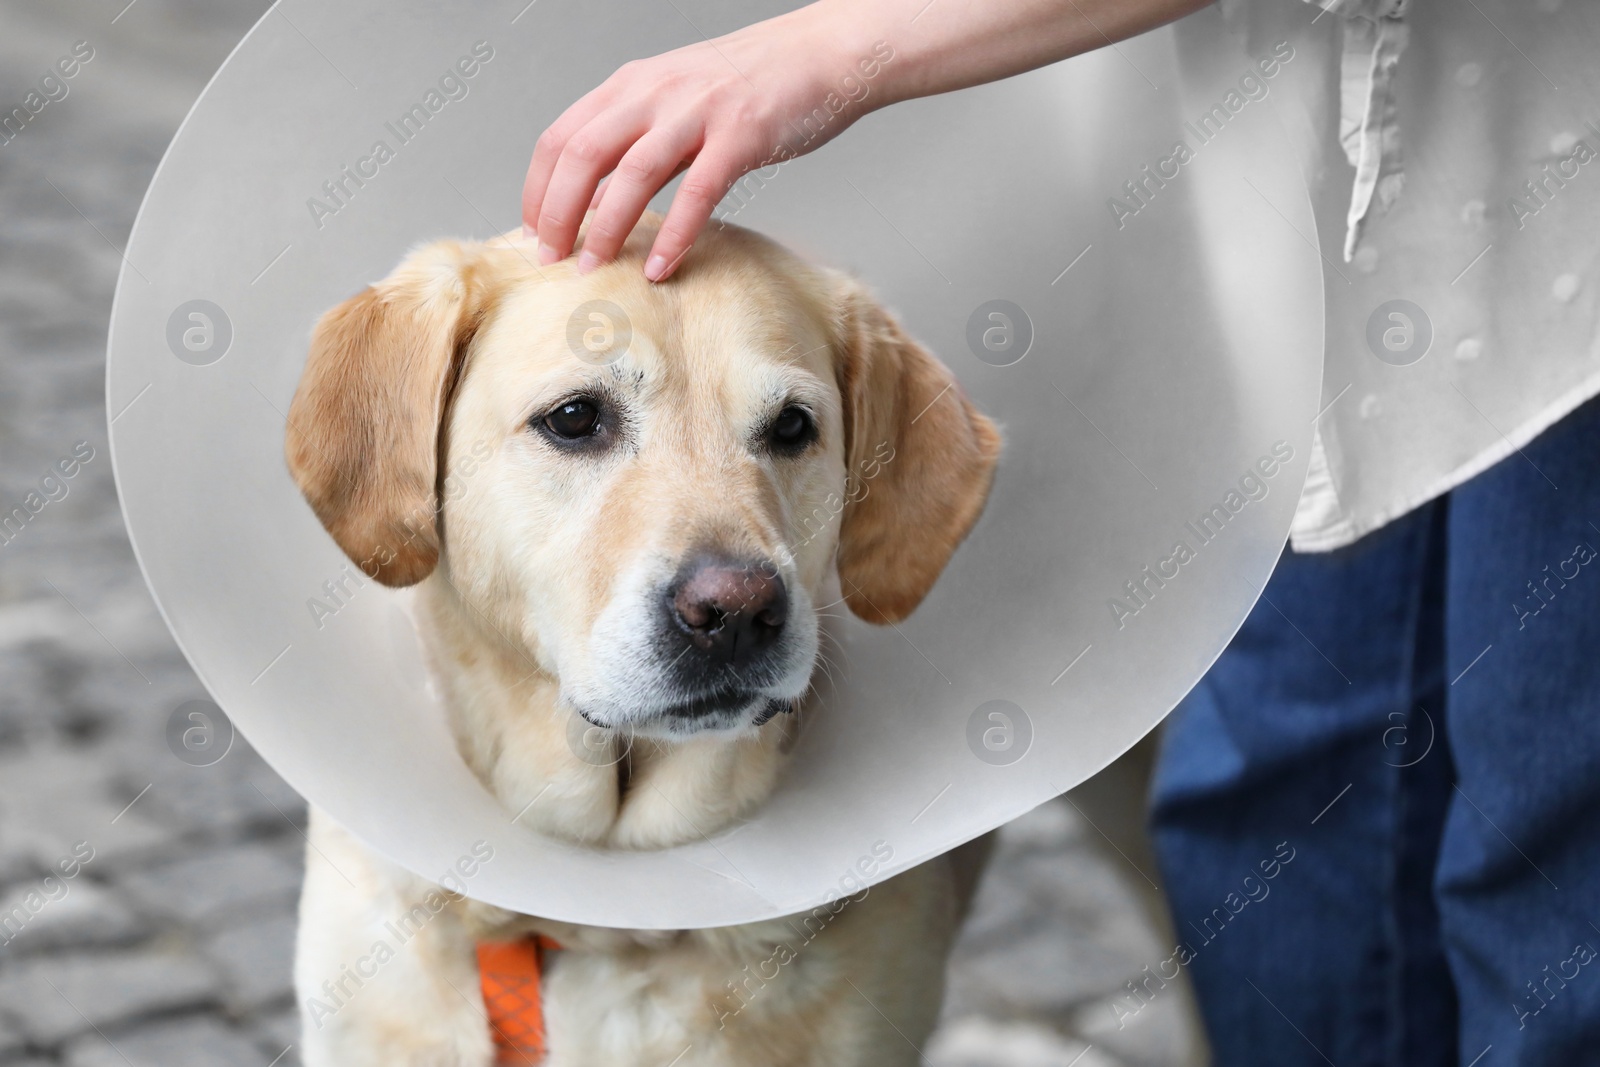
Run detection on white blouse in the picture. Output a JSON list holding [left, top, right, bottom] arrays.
[[1221, 0, 1600, 551]]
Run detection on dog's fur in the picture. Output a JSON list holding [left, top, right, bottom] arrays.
[[285, 215, 1000, 1066]]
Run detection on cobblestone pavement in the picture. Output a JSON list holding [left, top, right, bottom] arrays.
[[0, 3, 1206, 1064]]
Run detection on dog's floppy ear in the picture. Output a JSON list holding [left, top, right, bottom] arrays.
[[285, 241, 494, 588], [831, 276, 1001, 624]]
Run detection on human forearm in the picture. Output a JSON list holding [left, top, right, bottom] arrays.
[[807, 0, 1213, 110]]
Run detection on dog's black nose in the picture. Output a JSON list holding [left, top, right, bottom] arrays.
[[668, 557, 787, 665]]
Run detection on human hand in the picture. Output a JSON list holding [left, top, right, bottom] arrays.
[[521, 3, 872, 282]]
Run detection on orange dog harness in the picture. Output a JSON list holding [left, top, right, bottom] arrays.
[[477, 937, 560, 1064]]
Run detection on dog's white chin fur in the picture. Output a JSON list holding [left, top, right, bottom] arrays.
[[550, 556, 822, 738]]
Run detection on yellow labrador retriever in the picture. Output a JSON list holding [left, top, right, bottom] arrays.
[[284, 215, 1000, 1067]]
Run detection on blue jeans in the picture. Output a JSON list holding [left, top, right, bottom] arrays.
[[1149, 397, 1600, 1066]]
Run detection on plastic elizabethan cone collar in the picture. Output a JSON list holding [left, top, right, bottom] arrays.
[[108, 1, 1323, 928]]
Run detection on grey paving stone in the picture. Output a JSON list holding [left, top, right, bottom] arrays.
[[0, 879, 144, 954], [926, 1016, 1123, 1067], [1071, 990, 1207, 1067], [0, 614, 100, 750], [0, 743, 179, 876], [934, 799, 1208, 1067], [204, 911, 296, 1013], [63, 1015, 266, 1067], [0, 949, 219, 1044], [246, 1007, 301, 1064], [114, 841, 302, 930], [132, 746, 308, 839], [948, 923, 1131, 1016], [944, 805, 1166, 1017], [0, 853, 37, 893]]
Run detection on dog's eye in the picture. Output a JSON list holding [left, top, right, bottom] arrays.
[[542, 399, 601, 440], [768, 405, 816, 453]]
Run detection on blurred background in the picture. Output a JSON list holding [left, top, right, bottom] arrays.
[[0, 2, 1205, 1064]]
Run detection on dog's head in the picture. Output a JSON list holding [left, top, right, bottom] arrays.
[[286, 217, 998, 738]]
